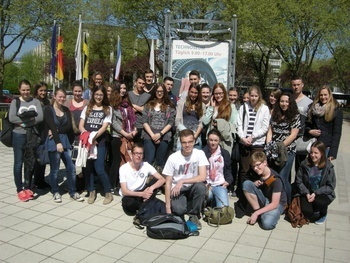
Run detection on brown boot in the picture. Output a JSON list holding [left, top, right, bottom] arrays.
[[88, 190, 96, 204], [103, 192, 113, 205]]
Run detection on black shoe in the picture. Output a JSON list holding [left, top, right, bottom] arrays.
[[35, 182, 51, 190]]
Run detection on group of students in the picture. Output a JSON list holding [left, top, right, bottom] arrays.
[[9, 71, 341, 230]]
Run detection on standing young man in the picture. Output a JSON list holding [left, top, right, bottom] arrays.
[[163, 76, 177, 107], [128, 76, 151, 142], [162, 129, 209, 229], [291, 76, 313, 173], [144, 69, 155, 93], [179, 70, 201, 100]]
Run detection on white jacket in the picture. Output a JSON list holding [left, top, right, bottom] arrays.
[[237, 102, 270, 146]]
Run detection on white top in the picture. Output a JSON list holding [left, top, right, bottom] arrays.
[[119, 161, 157, 197], [163, 148, 209, 189]]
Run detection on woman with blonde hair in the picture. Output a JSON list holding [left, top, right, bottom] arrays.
[[306, 85, 343, 160], [236, 85, 270, 197]]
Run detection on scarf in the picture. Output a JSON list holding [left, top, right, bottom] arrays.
[[312, 103, 325, 118], [208, 147, 223, 181], [119, 100, 136, 133]]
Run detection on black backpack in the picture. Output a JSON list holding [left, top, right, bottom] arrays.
[[144, 214, 198, 239], [133, 196, 166, 229], [1, 98, 20, 147]]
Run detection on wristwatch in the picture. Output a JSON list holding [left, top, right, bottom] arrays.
[[160, 132, 164, 137]]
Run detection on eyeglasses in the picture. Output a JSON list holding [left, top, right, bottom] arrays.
[[251, 162, 263, 169], [214, 92, 224, 96], [133, 152, 143, 156]]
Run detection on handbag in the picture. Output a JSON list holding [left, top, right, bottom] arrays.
[[203, 190, 234, 227], [36, 137, 50, 165], [296, 136, 316, 155], [0, 98, 20, 147], [287, 196, 309, 228]]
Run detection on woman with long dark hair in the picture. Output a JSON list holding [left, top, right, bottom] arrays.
[[267, 92, 300, 203], [142, 83, 175, 170], [32, 81, 51, 189], [79, 86, 113, 205], [109, 81, 137, 191], [175, 83, 204, 150], [295, 141, 336, 224]]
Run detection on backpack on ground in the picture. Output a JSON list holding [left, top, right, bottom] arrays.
[[133, 196, 166, 229], [1, 98, 20, 147], [144, 214, 199, 239], [287, 196, 309, 228]]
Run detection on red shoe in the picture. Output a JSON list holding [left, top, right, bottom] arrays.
[[24, 189, 34, 200], [18, 190, 29, 202]]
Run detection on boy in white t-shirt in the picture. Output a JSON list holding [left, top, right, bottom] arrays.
[[119, 143, 165, 215], [163, 129, 209, 230]]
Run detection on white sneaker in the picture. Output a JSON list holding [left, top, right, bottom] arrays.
[[53, 193, 62, 203], [71, 193, 84, 202]]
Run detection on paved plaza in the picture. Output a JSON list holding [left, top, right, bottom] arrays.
[[0, 121, 349, 263]]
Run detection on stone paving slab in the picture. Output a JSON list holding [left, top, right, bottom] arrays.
[[0, 121, 349, 262]]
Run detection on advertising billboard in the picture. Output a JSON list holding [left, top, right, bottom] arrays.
[[171, 40, 230, 96]]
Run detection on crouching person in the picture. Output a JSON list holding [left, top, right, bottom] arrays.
[[119, 143, 165, 215], [163, 129, 209, 230], [243, 151, 287, 230]]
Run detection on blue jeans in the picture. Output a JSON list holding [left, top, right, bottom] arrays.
[[12, 132, 27, 192], [143, 139, 168, 168], [243, 180, 284, 230], [49, 149, 76, 196], [208, 185, 229, 208], [278, 152, 295, 204], [87, 142, 111, 193]]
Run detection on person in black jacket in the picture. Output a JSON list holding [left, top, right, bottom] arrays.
[[202, 129, 233, 208], [296, 141, 336, 225], [45, 88, 83, 203], [306, 85, 343, 160]]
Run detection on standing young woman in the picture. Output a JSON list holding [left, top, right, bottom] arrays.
[[33, 81, 51, 189], [9, 80, 44, 201], [79, 86, 113, 205], [237, 85, 270, 197], [202, 129, 233, 208], [110, 82, 137, 191], [202, 83, 238, 151], [306, 85, 343, 160], [266, 92, 300, 203], [175, 83, 204, 150], [45, 88, 84, 203], [295, 141, 336, 224], [142, 83, 176, 170]]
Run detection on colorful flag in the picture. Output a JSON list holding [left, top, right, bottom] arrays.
[[75, 15, 82, 80], [114, 36, 121, 80], [149, 39, 155, 79], [50, 21, 57, 78], [83, 32, 89, 80], [56, 28, 64, 81]]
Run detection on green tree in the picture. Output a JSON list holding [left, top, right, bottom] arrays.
[[0, 0, 82, 92], [3, 61, 20, 92]]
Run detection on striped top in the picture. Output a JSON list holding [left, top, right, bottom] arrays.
[[246, 105, 256, 137]]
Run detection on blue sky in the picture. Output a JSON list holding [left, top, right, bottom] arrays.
[[5, 37, 41, 59]]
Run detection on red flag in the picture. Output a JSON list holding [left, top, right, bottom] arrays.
[[57, 28, 64, 81]]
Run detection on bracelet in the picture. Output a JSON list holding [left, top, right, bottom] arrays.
[[160, 132, 164, 137]]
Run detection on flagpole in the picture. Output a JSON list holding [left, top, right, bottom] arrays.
[[57, 26, 61, 91], [75, 14, 82, 81], [51, 20, 57, 93], [82, 31, 85, 87]]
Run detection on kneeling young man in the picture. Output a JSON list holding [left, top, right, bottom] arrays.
[[119, 143, 165, 215], [163, 129, 209, 229], [243, 152, 287, 230]]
